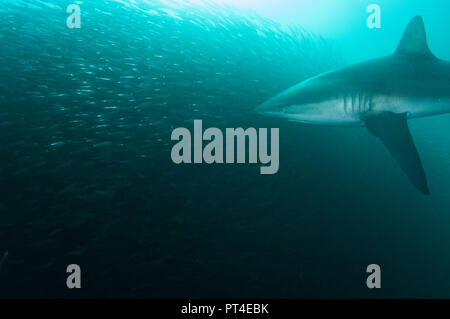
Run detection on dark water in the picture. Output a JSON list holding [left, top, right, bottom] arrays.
[[1, 0, 450, 298]]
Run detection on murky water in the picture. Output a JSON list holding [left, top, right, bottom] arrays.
[[0, 0, 449, 298]]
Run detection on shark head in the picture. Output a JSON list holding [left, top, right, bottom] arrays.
[[256, 73, 358, 125]]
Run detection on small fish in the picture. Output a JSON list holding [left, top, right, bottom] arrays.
[[49, 141, 65, 147], [94, 141, 113, 147]]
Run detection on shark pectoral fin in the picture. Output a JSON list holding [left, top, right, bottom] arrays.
[[364, 111, 430, 195]]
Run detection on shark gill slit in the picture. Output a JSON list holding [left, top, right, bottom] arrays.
[[351, 94, 355, 114], [343, 93, 372, 118]]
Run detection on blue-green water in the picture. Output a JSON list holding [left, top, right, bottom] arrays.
[[0, 0, 450, 298]]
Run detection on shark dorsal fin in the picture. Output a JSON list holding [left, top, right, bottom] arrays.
[[395, 15, 436, 59]]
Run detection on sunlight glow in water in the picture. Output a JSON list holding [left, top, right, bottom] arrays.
[[164, 0, 351, 37]]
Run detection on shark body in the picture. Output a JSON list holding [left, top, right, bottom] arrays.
[[257, 16, 450, 194]]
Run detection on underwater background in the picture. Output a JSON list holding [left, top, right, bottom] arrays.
[[1, 0, 450, 298]]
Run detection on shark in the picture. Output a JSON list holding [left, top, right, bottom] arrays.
[[256, 16, 450, 194]]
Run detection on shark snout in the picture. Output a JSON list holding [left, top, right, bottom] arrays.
[[256, 97, 284, 115], [255, 100, 272, 114]]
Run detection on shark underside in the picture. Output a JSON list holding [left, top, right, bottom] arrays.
[[257, 16, 450, 194]]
